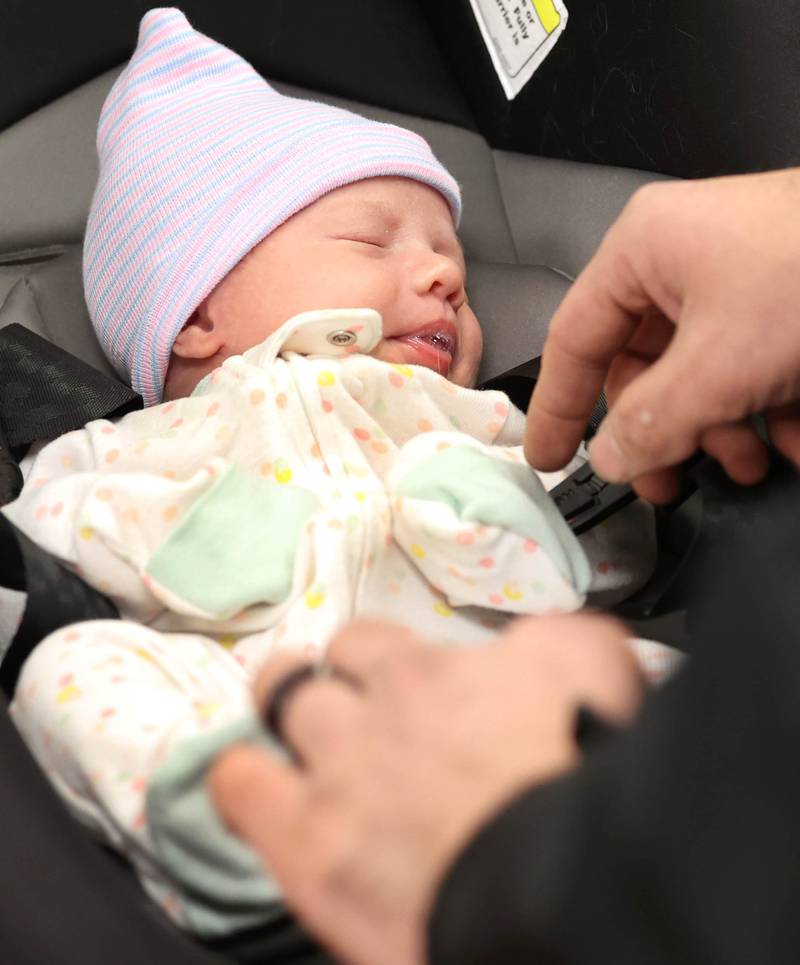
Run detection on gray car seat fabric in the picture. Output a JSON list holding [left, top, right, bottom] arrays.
[[0, 246, 118, 379], [0, 69, 665, 385]]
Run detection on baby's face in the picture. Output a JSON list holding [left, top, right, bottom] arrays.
[[195, 177, 482, 386]]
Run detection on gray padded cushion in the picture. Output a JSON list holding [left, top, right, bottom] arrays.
[[0, 66, 666, 387], [0, 266, 28, 306], [494, 152, 670, 279], [466, 262, 569, 380], [0, 73, 114, 255], [0, 246, 118, 379]]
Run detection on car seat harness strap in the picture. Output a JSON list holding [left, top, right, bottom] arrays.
[[0, 515, 119, 697], [0, 324, 141, 696]]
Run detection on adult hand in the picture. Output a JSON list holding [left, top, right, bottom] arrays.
[[210, 614, 643, 965], [526, 168, 800, 502]]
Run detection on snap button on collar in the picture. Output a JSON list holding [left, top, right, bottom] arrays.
[[277, 308, 383, 356], [246, 309, 384, 370], [327, 330, 358, 347]]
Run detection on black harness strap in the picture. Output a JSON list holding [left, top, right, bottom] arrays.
[[0, 517, 119, 697], [0, 322, 142, 481], [0, 323, 143, 697]]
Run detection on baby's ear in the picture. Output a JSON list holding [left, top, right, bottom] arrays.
[[171, 299, 224, 360]]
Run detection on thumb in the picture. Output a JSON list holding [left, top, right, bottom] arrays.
[[209, 744, 307, 874], [589, 334, 732, 481]]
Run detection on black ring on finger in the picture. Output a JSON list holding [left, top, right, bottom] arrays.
[[262, 664, 319, 746], [262, 662, 362, 766]]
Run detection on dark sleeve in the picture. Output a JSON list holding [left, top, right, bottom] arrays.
[[429, 475, 800, 965]]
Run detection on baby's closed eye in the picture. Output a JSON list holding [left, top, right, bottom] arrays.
[[333, 235, 387, 249]]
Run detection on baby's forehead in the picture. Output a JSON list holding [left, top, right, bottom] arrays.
[[316, 178, 465, 260]]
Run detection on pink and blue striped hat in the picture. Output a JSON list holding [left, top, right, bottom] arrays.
[[83, 7, 461, 405]]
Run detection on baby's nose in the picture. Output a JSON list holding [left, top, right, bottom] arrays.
[[415, 250, 464, 303]]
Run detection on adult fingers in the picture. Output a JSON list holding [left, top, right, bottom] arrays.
[[525, 266, 641, 470], [587, 327, 747, 482], [209, 743, 363, 958], [618, 425, 766, 502], [252, 651, 314, 709], [629, 423, 768, 500], [525, 187, 680, 472], [210, 743, 308, 877], [499, 613, 645, 725], [629, 466, 684, 504], [700, 421, 770, 485], [253, 651, 364, 766], [325, 618, 420, 684], [602, 310, 676, 411], [602, 316, 684, 503], [280, 678, 364, 767], [766, 402, 800, 468], [606, 350, 767, 493], [567, 619, 645, 724]]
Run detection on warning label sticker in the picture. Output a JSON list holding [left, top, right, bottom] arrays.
[[468, 0, 569, 100]]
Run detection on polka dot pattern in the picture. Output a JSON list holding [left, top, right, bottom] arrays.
[[6, 341, 643, 928]]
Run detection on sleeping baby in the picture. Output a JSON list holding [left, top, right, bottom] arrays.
[[1, 7, 666, 938]]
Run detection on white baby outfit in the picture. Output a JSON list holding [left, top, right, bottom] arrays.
[[3, 310, 660, 935]]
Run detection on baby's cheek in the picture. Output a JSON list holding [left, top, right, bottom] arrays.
[[452, 313, 483, 387]]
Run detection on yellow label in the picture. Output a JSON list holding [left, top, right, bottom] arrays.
[[531, 0, 560, 34], [468, 0, 568, 99]]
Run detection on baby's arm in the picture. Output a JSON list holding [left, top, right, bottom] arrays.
[[391, 374, 654, 608], [389, 433, 592, 614], [3, 406, 319, 626], [388, 426, 657, 614], [3, 421, 221, 621]]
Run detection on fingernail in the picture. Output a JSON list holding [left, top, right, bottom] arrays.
[[588, 431, 629, 482]]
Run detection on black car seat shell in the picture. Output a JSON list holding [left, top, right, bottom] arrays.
[[2, 1, 796, 962]]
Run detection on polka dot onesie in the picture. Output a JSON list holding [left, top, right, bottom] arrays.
[[3, 309, 667, 936]]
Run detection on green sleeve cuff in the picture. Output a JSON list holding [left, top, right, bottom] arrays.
[[146, 464, 319, 619], [395, 445, 590, 592], [146, 713, 285, 937]]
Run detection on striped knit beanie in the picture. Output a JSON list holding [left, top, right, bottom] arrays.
[[84, 7, 462, 405]]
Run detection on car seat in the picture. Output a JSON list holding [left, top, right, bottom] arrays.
[[2, 2, 798, 962]]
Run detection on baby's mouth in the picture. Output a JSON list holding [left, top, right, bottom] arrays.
[[421, 330, 456, 354], [392, 325, 457, 375]]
